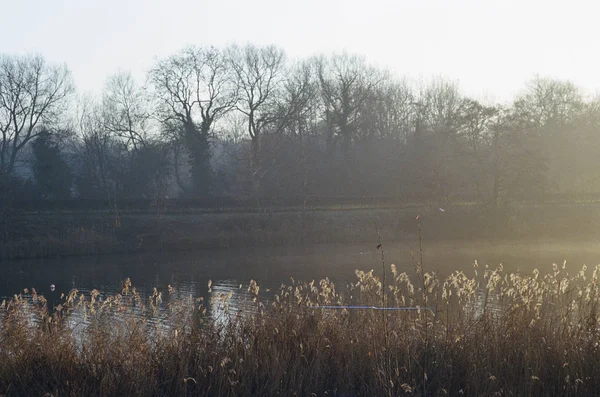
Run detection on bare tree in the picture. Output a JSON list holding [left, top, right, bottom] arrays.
[[102, 71, 151, 152], [271, 61, 321, 196], [412, 79, 467, 202], [0, 54, 73, 176], [228, 44, 286, 157], [457, 99, 498, 203], [513, 77, 585, 195], [419, 78, 465, 137], [571, 97, 600, 196], [315, 53, 384, 157], [226, 44, 286, 206], [513, 77, 584, 130], [149, 46, 236, 195], [76, 95, 115, 197], [359, 78, 414, 143], [488, 108, 543, 210], [270, 60, 318, 140], [150, 47, 237, 130]]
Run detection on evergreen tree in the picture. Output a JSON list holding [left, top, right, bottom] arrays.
[[32, 129, 73, 199]]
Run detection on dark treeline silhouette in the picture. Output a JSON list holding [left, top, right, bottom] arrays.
[[2, 47, 600, 212]]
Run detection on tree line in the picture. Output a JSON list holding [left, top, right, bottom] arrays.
[[1, 45, 600, 211]]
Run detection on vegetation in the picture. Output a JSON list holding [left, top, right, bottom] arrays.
[[32, 129, 73, 200], [2, 259, 600, 396], [4, 201, 600, 261], [2, 44, 600, 396], [2, 50, 600, 208]]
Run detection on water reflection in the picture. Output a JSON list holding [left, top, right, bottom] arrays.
[[2, 239, 598, 325], [0, 278, 259, 342]]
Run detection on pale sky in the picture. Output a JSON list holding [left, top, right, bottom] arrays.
[[1, 0, 599, 103]]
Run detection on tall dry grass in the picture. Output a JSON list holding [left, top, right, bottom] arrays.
[[2, 261, 600, 396]]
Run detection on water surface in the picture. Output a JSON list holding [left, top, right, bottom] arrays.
[[2, 239, 599, 312]]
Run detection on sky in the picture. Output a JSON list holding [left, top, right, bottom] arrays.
[[1, 0, 599, 103]]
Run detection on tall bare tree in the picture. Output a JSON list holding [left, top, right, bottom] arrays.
[[358, 78, 414, 143], [513, 77, 585, 194], [420, 79, 464, 137], [270, 60, 318, 140], [315, 53, 384, 157], [513, 77, 584, 130], [410, 79, 467, 202], [0, 54, 73, 176], [102, 72, 173, 200], [457, 99, 498, 203], [226, 44, 286, 205], [228, 44, 286, 157], [486, 107, 548, 210], [76, 95, 115, 197], [149, 46, 236, 195], [270, 61, 321, 196], [102, 71, 151, 152]]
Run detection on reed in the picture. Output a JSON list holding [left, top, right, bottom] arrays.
[[1, 262, 600, 396]]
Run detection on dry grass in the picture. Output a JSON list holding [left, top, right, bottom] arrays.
[[2, 261, 600, 396]]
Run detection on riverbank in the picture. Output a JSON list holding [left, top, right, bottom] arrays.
[[1, 202, 599, 260]]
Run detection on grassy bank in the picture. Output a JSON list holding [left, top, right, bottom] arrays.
[[2, 261, 600, 396], [3, 202, 600, 260], [0, 207, 438, 260]]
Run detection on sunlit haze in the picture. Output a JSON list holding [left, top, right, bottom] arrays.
[[2, 0, 600, 102], [6, 1, 600, 393]]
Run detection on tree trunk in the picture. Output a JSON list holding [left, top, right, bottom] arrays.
[[184, 122, 212, 197]]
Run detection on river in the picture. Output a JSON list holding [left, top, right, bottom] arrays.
[[2, 238, 599, 315]]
